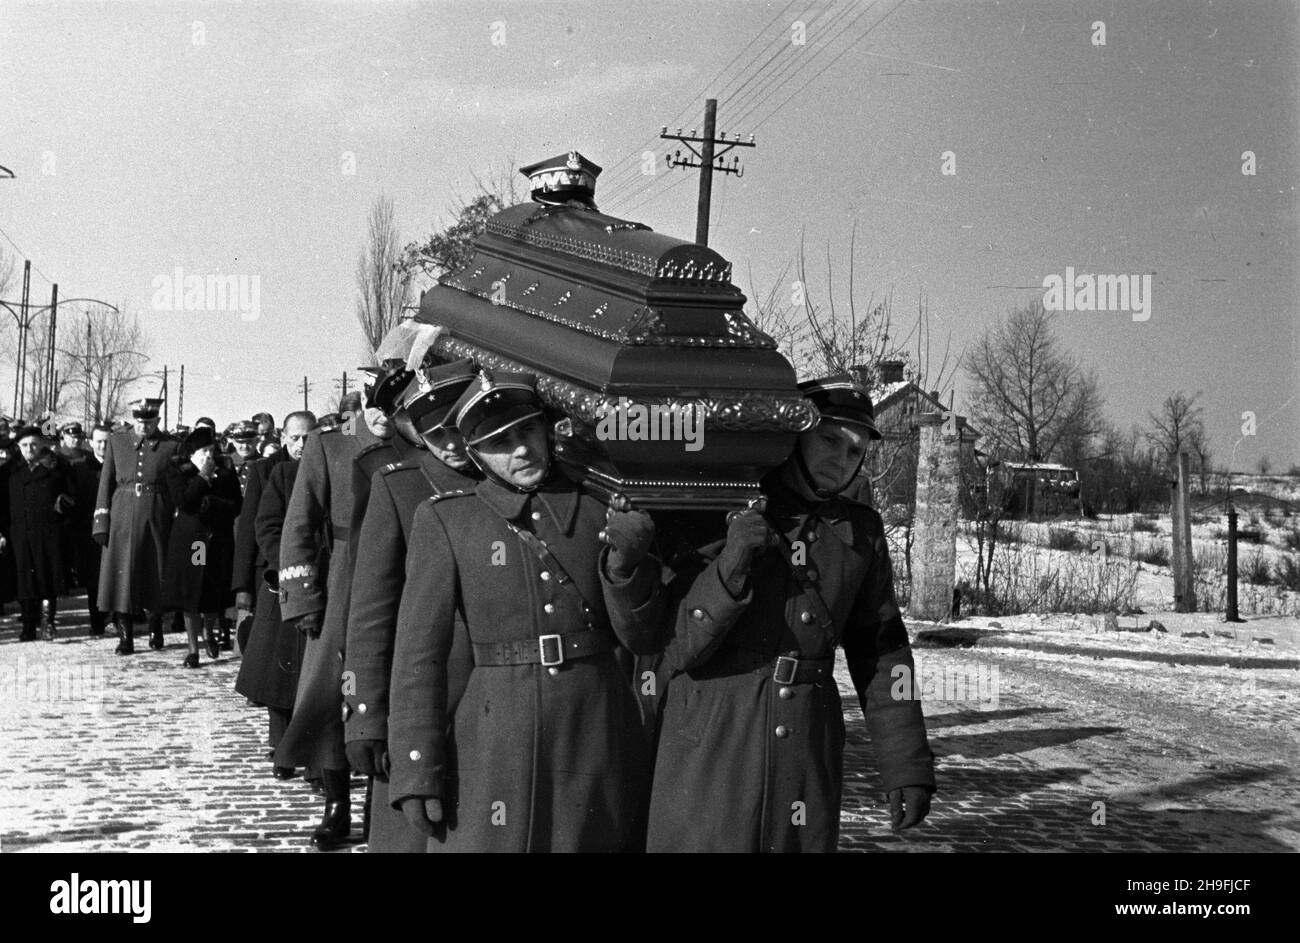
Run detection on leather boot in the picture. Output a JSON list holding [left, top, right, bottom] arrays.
[[219, 618, 234, 651], [311, 801, 350, 850], [115, 617, 135, 655], [148, 612, 165, 650]]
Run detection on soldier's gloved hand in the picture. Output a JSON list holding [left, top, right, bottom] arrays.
[[401, 796, 443, 836], [717, 509, 776, 584], [234, 591, 254, 614], [346, 739, 390, 781], [888, 786, 932, 830], [293, 612, 321, 638], [93, 532, 109, 548], [603, 509, 655, 578], [54, 494, 75, 514]]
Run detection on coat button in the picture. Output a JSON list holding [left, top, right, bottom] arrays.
[[539, 571, 551, 581], [357, 703, 367, 714], [806, 569, 818, 580], [531, 511, 542, 521], [774, 725, 789, 738], [778, 686, 794, 699], [691, 608, 706, 621], [409, 750, 421, 761], [543, 603, 555, 614], [800, 611, 813, 624], [547, 667, 559, 676]]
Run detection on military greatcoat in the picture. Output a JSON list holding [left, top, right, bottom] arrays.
[[93, 429, 179, 614], [274, 422, 388, 771], [388, 475, 666, 853], [645, 476, 936, 853], [345, 451, 477, 852], [234, 457, 305, 710], [67, 453, 103, 600]]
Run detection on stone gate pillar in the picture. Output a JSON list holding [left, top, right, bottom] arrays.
[[910, 412, 962, 621]]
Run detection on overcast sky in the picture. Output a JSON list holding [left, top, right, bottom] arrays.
[[1, 0, 1296, 470]]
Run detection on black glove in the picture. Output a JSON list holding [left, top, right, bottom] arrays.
[[717, 509, 775, 587], [888, 786, 932, 830], [400, 796, 444, 836], [602, 509, 655, 578], [93, 532, 109, 548], [346, 739, 390, 780], [293, 612, 321, 638]]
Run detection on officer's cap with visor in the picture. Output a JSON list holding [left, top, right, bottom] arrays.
[[360, 361, 416, 415], [130, 397, 165, 420], [225, 420, 259, 441], [403, 358, 476, 436], [452, 370, 545, 448], [793, 373, 881, 499]]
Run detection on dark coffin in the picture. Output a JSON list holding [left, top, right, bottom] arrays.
[[414, 201, 815, 509]]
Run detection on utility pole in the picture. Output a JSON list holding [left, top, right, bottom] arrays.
[[341, 371, 348, 398], [178, 364, 185, 427], [44, 283, 58, 413], [661, 99, 755, 246], [84, 320, 92, 430], [299, 375, 310, 411], [13, 260, 30, 417]]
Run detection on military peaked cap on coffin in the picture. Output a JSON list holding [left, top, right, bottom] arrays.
[[412, 147, 820, 509], [130, 397, 165, 419], [452, 370, 544, 447], [404, 358, 476, 435], [798, 374, 882, 440], [519, 150, 602, 207]]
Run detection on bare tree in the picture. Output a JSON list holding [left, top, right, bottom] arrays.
[[963, 300, 1106, 462], [54, 304, 150, 425], [401, 160, 522, 292], [1147, 390, 1204, 457], [355, 194, 412, 359]]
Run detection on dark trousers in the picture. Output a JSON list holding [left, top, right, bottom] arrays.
[[19, 598, 55, 629]]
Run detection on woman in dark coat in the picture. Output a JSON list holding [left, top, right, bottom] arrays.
[[0, 425, 75, 641], [162, 427, 242, 667]]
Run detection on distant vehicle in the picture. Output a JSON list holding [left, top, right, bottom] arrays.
[[993, 461, 1084, 518]]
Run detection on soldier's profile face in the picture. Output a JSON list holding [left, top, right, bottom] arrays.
[[91, 430, 109, 462], [796, 420, 870, 492], [474, 417, 548, 488], [364, 406, 392, 439], [421, 425, 472, 470]]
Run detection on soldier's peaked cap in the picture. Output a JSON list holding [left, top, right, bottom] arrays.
[[405, 358, 476, 434], [225, 419, 259, 441], [130, 397, 165, 419], [452, 370, 544, 447], [363, 360, 417, 415], [519, 150, 602, 206], [59, 421, 84, 436], [798, 373, 882, 439]]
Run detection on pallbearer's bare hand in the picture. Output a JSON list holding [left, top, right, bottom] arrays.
[[401, 797, 443, 836], [888, 786, 931, 830], [603, 508, 655, 577]]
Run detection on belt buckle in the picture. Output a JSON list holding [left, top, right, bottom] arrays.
[[133, 482, 143, 497], [773, 655, 798, 685], [538, 634, 564, 667]]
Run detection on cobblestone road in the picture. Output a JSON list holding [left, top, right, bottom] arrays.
[[1, 602, 1296, 852]]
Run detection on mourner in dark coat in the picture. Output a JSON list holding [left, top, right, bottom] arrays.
[[233, 412, 315, 775], [162, 427, 242, 668], [645, 374, 936, 853], [344, 358, 480, 852], [275, 362, 417, 849], [388, 371, 666, 853], [93, 397, 179, 653], [0, 426, 76, 640], [67, 424, 110, 635]]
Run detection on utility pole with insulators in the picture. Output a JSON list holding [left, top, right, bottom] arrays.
[[661, 99, 755, 246], [178, 364, 185, 427], [162, 365, 170, 430], [299, 375, 310, 411]]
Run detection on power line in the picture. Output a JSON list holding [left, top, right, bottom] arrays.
[[0, 223, 54, 285]]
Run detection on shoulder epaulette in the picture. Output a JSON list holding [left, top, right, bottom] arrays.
[[379, 459, 418, 476], [428, 489, 470, 504]]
